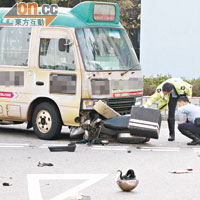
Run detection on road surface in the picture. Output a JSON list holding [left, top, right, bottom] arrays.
[[0, 122, 200, 200]]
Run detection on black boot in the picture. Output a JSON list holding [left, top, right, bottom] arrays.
[[182, 130, 200, 145], [168, 119, 175, 141], [187, 140, 200, 145]]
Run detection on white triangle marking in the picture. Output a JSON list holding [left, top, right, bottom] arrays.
[[27, 173, 108, 200]]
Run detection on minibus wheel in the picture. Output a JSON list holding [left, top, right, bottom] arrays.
[[32, 102, 62, 140]]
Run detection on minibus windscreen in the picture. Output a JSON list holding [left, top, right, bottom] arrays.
[[76, 28, 140, 71]]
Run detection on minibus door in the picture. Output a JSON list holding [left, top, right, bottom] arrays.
[[35, 27, 81, 126]]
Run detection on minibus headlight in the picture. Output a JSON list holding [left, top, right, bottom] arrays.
[[135, 97, 143, 106], [82, 100, 94, 110], [82, 99, 107, 110]]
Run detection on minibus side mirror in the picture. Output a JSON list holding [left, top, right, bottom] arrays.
[[66, 39, 72, 53], [58, 38, 72, 52], [58, 38, 66, 51]]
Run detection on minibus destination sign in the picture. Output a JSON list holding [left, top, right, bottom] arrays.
[[93, 4, 116, 22]]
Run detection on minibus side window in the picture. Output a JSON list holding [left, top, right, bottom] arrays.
[[0, 27, 31, 66], [39, 38, 75, 71]]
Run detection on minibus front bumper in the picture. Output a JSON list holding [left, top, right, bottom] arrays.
[[81, 96, 142, 115]]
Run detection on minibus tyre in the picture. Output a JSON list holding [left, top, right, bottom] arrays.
[[32, 102, 62, 140]]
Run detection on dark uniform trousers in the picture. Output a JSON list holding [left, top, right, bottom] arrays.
[[167, 94, 179, 136], [178, 123, 200, 138]]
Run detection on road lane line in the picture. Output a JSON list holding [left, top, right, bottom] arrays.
[[138, 147, 180, 152], [0, 143, 29, 146], [41, 144, 72, 146], [0, 143, 29, 148], [92, 145, 129, 148], [140, 149, 179, 152], [39, 144, 79, 148], [137, 146, 180, 149], [91, 145, 129, 151], [92, 147, 128, 151], [0, 145, 25, 148], [27, 173, 108, 200], [192, 148, 200, 152]]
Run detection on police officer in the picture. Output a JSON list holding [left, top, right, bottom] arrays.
[[144, 78, 192, 141]]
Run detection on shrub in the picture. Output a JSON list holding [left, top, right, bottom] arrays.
[[188, 78, 200, 97]]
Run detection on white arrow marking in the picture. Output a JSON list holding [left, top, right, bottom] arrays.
[[27, 173, 108, 200]]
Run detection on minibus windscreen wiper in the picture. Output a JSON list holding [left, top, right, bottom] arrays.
[[121, 64, 140, 76]]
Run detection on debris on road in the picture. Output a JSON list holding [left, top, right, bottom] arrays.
[[169, 168, 193, 174], [2, 182, 12, 186], [37, 161, 54, 167], [70, 194, 91, 200], [98, 139, 109, 145], [48, 142, 76, 152], [117, 169, 139, 191], [75, 139, 87, 144]]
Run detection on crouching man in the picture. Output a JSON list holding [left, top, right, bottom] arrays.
[[177, 96, 200, 145]]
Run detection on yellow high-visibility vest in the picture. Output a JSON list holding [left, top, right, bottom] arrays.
[[144, 78, 192, 111]]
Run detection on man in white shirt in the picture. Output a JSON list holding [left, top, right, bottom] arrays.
[[177, 96, 200, 145]]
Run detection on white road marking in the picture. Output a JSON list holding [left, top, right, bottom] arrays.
[[92, 145, 129, 148], [39, 144, 79, 148], [0, 143, 29, 148], [0, 145, 25, 148], [27, 173, 108, 200], [91, 145, 129, 151], [92, 147, 128, 151], [137, 146, 180, 149], [192, 148, 200, 152], [140, 149, 179, 152], [41, 144, 72, 146], [0, 143, 29, 146], [138, 147, 180, 152]]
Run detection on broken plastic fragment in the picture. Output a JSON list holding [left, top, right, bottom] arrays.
[[2, 182, 12, 186], [37, 161, 54, 167], [70, 194, 91, 200], [169, 169, 192, 174], [48, 143, 76, 152]]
